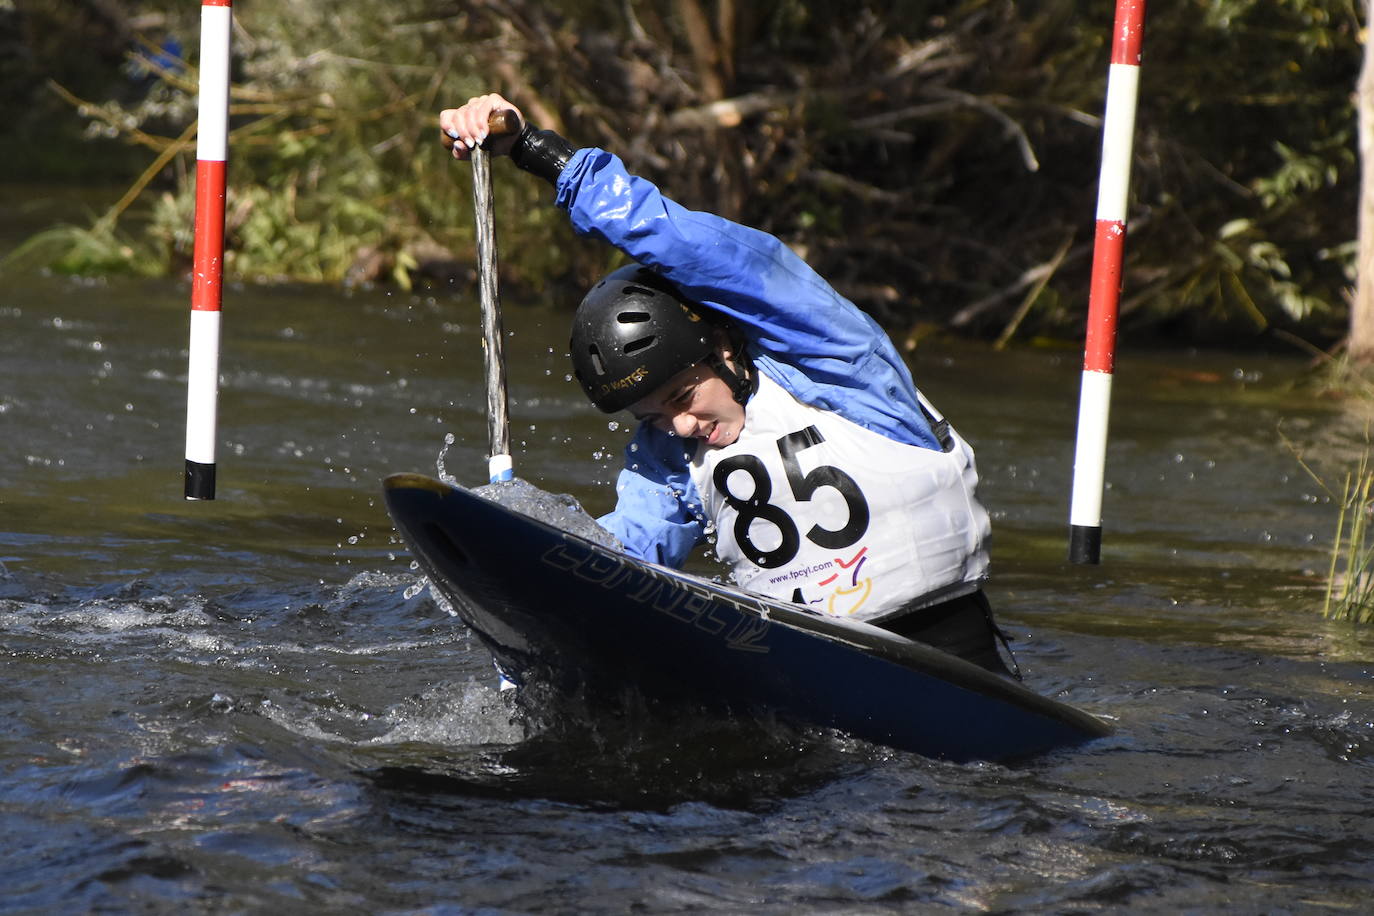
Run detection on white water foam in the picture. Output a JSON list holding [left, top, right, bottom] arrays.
[[366, 680, 528, 747], [473, 477, 623, 551]]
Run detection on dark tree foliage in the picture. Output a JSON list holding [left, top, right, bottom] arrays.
[[436, 0, 1360, 346], [3, 0, 1361, 347]]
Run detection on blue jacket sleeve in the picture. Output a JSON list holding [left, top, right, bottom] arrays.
[[554, 147, 941, 451], [595, 424, 705, 567]]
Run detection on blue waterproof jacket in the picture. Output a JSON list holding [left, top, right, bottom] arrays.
[[554, 148, 944, 567]]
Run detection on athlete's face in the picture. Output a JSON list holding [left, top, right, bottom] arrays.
[[629, 357, 746, 448]]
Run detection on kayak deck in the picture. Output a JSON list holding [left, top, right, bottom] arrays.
[[383, 473, 1111, 762]]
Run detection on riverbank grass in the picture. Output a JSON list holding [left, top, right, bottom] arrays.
[[1325, 449, 1374, 624]]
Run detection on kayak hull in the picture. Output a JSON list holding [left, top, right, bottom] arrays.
[[383, 473, 1110, 762]]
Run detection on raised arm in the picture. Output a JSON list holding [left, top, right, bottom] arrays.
[[554, 149, 938, 448], [437, 94, 940, 449], [554, 148, 877, 366]]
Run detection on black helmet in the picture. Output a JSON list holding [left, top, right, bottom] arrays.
[[569, 265, 718, 413]]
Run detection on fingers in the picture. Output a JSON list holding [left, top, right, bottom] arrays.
[[438, 93, 522, 160]]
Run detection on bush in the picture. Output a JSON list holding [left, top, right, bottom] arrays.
[[9, 0, 1364, 345]]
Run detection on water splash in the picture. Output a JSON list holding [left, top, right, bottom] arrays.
[[435, 431, 458, 485], [474, 477, 623, 551], [368, 681, 527, 746], [403, 577, 428, 601]]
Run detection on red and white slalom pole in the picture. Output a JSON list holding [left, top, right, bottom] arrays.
[[1068, 0, 1146, 564], [184, 0, 232, 500]]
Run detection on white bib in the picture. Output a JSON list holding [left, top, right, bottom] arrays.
[[689, 375, 989, 622]]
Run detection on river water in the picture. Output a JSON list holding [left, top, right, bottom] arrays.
[[2, 200, 1372, 911]]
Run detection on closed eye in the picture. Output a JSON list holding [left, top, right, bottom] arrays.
[[633, 384, 694, 430], [668, 384, 697, 409]]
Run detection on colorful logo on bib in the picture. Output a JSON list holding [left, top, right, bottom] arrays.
[[816, 546, 872, 616]]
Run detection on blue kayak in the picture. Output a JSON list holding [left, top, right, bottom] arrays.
[[383, 473, 1110, 762]]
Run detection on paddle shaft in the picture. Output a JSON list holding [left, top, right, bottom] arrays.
[[470, 110, 520, 482]]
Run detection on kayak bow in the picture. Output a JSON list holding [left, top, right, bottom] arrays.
[[384, 473, 1111, 762]]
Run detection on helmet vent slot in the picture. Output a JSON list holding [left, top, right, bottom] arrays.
[[587, 344, 606, 375], [620, 287, 656, 303], [623, 335, 657, 355]]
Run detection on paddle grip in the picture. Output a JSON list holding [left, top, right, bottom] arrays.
[[487, 109, 521, 136]]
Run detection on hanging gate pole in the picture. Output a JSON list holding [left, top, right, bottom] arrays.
[[184, 0, 232, 500], [1068, 0, 1147, 564]]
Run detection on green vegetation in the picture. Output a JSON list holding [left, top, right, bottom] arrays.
[[1294, 414, 1374, 624], [1324, 446, 1374, 623], [0, 0, 1362, 345]]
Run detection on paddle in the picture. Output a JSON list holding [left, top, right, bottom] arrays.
[[468, 109, 521, 483]]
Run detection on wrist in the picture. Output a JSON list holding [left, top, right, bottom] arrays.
[[509, 122, 575, 185]]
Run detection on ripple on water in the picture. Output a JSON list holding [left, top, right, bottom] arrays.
[[5, 278, 1374, 910]]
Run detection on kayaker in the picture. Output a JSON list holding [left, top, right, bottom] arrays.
[[439, 93, 1016, 679]]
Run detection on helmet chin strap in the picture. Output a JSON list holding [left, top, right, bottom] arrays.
[[705, 349, 758, 407]]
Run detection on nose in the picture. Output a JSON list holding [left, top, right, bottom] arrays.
[[670, 412, 697, 438]]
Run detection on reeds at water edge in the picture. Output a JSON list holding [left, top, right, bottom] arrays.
[[1325, 449, 1374, 624]]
